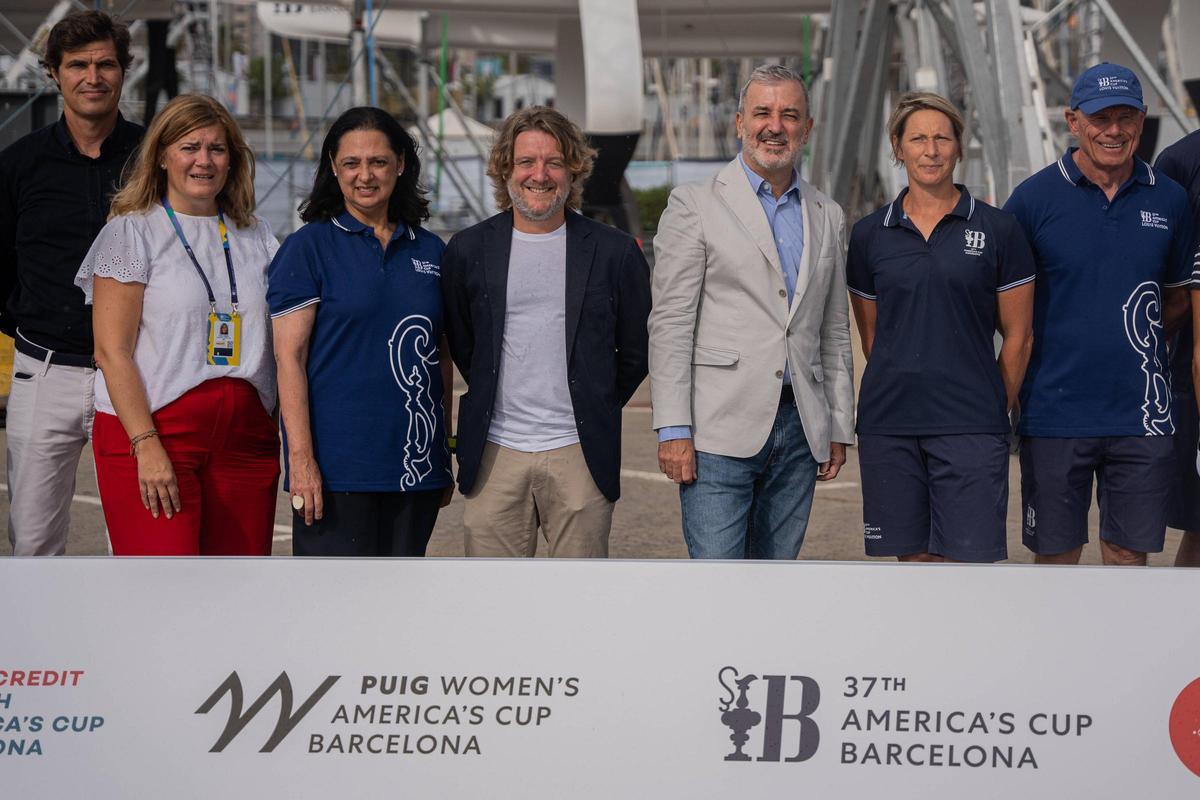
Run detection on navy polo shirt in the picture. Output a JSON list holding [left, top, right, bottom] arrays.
[[1154, 131, 1200, 394], [847, 186, 1035, 434], [267, 211, 452, 492], [1004, 148, 1195, 437]]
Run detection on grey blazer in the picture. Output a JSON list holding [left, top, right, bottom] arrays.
[[648, 157, 855, 461]]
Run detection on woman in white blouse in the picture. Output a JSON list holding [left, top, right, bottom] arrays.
[[77, 94, 280, 555]]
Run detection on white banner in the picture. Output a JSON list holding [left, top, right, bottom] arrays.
[[3, 559, 1200, 797]]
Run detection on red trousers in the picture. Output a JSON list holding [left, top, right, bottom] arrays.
[[93, 378, 280, 555]]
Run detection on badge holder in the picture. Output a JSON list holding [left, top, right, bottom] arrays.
[[163, 198, 244, 369], [207, 304, 241, 366]]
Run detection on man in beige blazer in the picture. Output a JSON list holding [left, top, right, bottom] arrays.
[[649, 64, 855, 559]]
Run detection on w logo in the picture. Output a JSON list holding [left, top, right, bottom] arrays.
[[195, 671, 340, 753], [964, 230, 986, 251]]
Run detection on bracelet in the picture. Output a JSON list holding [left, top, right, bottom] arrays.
[[129, 429, 159, 456]]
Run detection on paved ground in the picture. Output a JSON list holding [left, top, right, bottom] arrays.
[[0, 377, 1186, 565]]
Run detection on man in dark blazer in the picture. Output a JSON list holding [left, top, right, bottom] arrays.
[[442, 107, 651, 558]]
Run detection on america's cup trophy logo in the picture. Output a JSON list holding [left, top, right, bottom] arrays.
[[718, 666, 761, 761]]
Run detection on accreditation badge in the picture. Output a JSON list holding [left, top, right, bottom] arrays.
[[207, 311, 241, 366]]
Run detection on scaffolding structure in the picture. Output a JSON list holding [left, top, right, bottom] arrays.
[[0, 0, 1196, 231]]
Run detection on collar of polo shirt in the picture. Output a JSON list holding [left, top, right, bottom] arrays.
[[331, 210, 416, 241], [1056, 146, 1155, 188], [882, 184, 975, 228]]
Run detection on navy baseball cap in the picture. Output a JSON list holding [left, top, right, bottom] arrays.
[[1070, 63, 1146, 114]]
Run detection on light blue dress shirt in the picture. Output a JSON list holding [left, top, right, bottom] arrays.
[[658, 155, 805, 442]]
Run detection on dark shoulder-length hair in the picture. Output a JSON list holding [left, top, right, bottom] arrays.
[[299, 106, 429, 228]]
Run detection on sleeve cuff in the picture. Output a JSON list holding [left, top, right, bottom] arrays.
[[656, 425, 693, 442], [269, 297, 321, 318], [997, 274, 1036, 292]]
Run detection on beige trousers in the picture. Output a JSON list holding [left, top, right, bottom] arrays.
[[463, 442, 614, 557]]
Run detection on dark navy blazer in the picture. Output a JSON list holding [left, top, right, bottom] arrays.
[[442, 210, 651, 501]]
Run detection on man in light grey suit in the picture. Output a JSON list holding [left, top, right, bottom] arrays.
[[649, 64, 854, 559]]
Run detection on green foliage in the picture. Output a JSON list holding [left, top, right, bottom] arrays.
[[247, 55, 285, 110], [633, 185, 672, 233]]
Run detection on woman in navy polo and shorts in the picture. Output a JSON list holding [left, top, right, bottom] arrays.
[[846, 93, 1036, 562], [269, 107, 453, 556]]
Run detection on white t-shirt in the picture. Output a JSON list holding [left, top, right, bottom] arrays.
[[75, 208, 279, 415], [487, 224, 579, 452]]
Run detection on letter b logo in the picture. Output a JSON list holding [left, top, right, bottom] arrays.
[[757, 675, 820, 762], [717, 668, 820, 764]]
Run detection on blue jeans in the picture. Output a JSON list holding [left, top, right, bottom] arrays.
[[680, 403, 819, 559]]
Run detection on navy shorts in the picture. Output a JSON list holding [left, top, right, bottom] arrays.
[[859, 433, 1009, 562], [1167, 393, 1200, 531], [1019, 435, 1174, 555]]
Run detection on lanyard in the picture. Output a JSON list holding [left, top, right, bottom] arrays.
[[161, 197, 239, 314]]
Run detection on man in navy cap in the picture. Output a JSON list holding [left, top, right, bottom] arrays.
[[1004, 63, 1195, 566]]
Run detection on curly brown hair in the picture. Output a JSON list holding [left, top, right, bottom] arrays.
[[487, 107, 596, 213]]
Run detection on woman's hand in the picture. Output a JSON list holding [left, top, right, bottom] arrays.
[[289, 453, 324, 526], [273, 309, 323, 527], [135, 437, 181, 519]]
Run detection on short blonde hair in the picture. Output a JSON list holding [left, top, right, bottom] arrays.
[[487, 106, 596, 213], [109, 94, 257, 227], [886, 92, 965, 165]]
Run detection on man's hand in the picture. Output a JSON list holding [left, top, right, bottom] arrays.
[[658, 438, 697, 484], [817, 442, 846, 481]]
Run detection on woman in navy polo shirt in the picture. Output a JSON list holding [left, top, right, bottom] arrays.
[[269, 107, 453, 556], [846, 93, 1036, 563]]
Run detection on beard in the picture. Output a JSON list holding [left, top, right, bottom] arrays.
[[742, 138, 800, 174], [508, 177, 569, 223]]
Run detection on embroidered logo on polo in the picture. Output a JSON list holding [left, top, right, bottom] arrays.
[[1139, 211, 1169, 231], [1122, 281, 1172, 435], [963, 230, 986, 257], [388, 315, 442, 487], [411, 258, 440, 276]]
